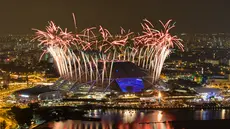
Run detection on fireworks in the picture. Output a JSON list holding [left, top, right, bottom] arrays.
[[33, 17, 183, 89]]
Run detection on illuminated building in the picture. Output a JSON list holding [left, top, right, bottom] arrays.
[[12, 85, 63, 102], [195, 87, 222, 101], [51, 61, 158, 96]]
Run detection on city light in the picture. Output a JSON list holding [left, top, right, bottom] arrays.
[[158, 91, 162, 98], [19, 94, 29, 98], [1, 1, 230, 129]]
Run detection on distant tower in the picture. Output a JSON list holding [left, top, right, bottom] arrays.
[[219, 38, 222, 47]]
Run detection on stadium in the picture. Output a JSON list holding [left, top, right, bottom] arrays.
[[51, 61, 163, 95], [11, 61, 165, 102]]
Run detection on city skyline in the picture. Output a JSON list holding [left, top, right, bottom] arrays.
[[0, 0, 230, 35], [2, 1, 230, 129]]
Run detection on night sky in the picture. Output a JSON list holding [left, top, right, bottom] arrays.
[[0, 0, 229, 34]]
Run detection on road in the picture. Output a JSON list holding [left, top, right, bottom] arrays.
[[0, 108, 17, 129], [0, 84, 33, 129]]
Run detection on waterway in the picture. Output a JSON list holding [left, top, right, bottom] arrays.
[[36, 109, 230, 129]]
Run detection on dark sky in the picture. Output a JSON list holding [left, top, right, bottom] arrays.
[[0, 0, 229, 34]]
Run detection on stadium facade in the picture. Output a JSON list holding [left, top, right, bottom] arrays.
[[13, 86, 63, 102]]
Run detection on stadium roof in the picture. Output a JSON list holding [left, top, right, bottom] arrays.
[[98, 61, 147, 78], [14, 85, 56, 96], [195, 87, 221, 94]]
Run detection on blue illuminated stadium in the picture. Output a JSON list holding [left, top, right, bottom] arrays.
[[116, 78, 144, 92], [53, 61, 152, 94]]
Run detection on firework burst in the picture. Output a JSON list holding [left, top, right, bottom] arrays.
[[33, 17, 183, 91]]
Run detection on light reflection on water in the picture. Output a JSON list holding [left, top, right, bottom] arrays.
[[46, 109, 230, 129]]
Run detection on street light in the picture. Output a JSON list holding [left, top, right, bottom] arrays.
[[158, 91, 162, 103]]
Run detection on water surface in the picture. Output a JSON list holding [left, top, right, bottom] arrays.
[[41, 109, 230, 129]]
